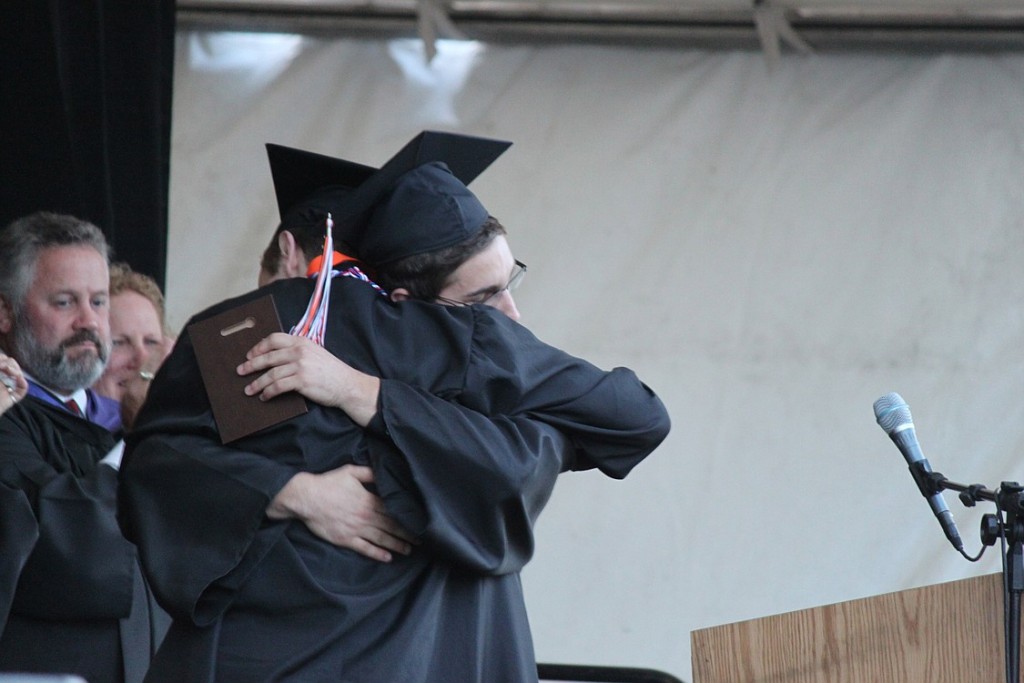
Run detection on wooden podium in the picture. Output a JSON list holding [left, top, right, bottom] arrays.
[[691, 572, 1015, 682]]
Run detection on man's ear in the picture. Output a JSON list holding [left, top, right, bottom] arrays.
[[0, 296, 13, 335], [389, 288, 411, 303], [278, 231, 307, 278]]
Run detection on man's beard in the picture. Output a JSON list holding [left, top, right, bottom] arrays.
[[12, 322, 109, 394]]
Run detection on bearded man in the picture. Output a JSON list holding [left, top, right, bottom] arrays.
[[0, 211, 165, 683]]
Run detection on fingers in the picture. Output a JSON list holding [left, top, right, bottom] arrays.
[[237, 347, 292, 377], [344, 464, 376, 484], [374, 516, 418, 547], [0, 389, 17, 413], [348, 538, 395, 563], [308, 511, 413, 562], [1, 375, 18, 408], [304, 465, 417, 560], [0, 353, 27, 404], [351, 506, 414, 558], [241, 364, 290, 400], [0, 352, 23, 381], [239, 350, 306, 400], [365, 528, 413, 558], [363, 495, 417, 551], [237, 335, 308, 399], [239, 342, 346, 407], [244, 332, 300, 363]]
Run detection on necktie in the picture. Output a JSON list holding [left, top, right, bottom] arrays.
[[64, 399, 82, 416]]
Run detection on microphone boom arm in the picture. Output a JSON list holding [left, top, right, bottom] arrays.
[[911, 463, 995, 506]]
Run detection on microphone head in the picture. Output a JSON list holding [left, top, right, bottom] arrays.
[[873, 392, 913, 434]]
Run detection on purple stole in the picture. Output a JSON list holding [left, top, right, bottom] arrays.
[[26, 380, 123, 433]]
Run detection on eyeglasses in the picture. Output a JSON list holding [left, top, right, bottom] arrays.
[[435, 260, 527, 308]]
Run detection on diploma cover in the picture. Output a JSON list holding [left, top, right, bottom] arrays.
[[188, 295, 307, 443]]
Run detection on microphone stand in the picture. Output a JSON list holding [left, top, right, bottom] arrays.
[[996, 483, 1024, 683], [916, 464, 1024, 683]]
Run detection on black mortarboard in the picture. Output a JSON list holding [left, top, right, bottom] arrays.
[[267, 143, 376, 236], [358, 161, 489, 264], [266, 131, 511, 264]]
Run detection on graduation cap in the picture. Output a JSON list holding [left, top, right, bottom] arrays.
[[266, 131, 511, 265], [267, 143, 376, 238]]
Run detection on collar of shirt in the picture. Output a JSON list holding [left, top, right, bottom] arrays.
[[24, 373, 89, 415]]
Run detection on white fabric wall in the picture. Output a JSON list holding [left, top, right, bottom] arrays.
[[167, 33, 1024, 681]]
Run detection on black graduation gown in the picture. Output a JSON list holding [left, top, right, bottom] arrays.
[[0, 398, 165, 683], [119, 276, 670, 683]]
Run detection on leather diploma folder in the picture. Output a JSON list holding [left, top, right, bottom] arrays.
[[188, 295, 307, 443]]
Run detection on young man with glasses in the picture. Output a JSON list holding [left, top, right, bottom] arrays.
[[378, 216, 526, 320], [435, 257, 527, 309]]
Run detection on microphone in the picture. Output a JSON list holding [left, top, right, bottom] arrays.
[[873, 392, 964, 551]]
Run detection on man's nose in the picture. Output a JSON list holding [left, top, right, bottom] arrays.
[[74, 301, 101, 330], [129, 340, 149, 367], [492, 290, 521, 322]]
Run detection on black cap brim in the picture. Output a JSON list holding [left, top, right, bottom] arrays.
[[333, 130, 511, 226], [267, 143, 378, 223]]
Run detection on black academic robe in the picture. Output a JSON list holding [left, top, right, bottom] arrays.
[[119, 275, 670, 683], [0, 397, 165, 683]]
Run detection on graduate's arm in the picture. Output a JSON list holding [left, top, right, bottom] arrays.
[[118, 326, 401, 624], [0, 411, 135, 625], [370, 381, 571, 573], [520, 365, 671, 478], [239, 332, 379, 427], [240, 332, 574, 574], [123, 431, 410, 619], [360, 321, 670, 573], [120, 424, 296, 623], [468, 308, 672, 479], [266, 465, 414, 563], [235, 334, 416, 561]]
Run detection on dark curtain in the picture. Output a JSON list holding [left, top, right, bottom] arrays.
[[0, 0, 175, 289]]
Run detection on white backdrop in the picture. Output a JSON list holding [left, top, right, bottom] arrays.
[[167, 33, 1024, 681]]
